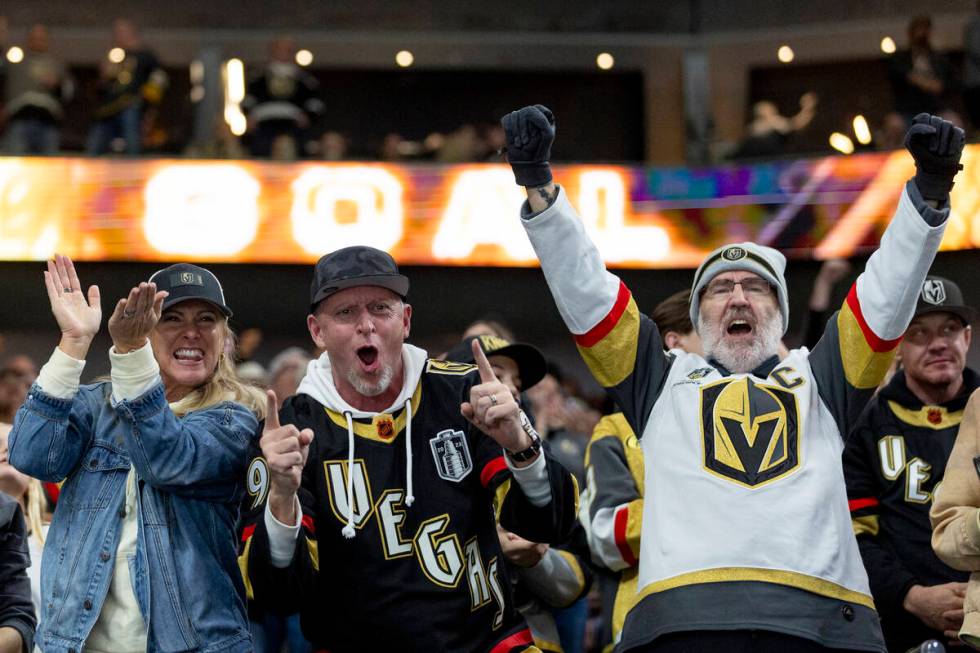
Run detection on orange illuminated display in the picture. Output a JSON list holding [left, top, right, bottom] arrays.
[[0, 151, 977, 267]]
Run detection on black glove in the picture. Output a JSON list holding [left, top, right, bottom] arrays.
[[904, 112, 965, 201], [501, 104, 555, 187]]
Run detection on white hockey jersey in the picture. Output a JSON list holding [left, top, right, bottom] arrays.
[[521, 182, 948, 653]]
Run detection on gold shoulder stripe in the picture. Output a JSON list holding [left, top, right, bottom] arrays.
[[426, 359, 478, 376], [837, 304, 897, 390], [887, 400, 963, 430], [577, 297, 641, 388], [324, 382, 423, 443]]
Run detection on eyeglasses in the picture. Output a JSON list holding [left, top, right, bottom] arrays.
[[904, 321, 967, 346], [703, 278, 773, 299]]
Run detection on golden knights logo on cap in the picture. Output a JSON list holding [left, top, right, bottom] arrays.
[[430, 429, 472, 482], [921, 279, 946, 305], [721, 246, 747, 261], [700, 377, 800, 488], [174, 271, 204, 286]]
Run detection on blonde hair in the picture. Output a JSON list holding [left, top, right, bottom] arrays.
[[25, 478, 47, 547], [169, 320, 267, 420]]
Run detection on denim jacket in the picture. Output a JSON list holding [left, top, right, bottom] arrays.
[[8, 381, 258, 653]]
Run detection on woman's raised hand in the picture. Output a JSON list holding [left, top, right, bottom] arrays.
[[44, 255, 101, 360], [107, 282, 168, 354]]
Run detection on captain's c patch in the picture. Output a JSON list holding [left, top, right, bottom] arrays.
[[700, 377, 801, 489]]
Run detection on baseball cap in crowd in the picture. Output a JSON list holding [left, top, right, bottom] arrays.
[[310, 246, 410, 311], [149, 263, 232, 317], [913, 276, 976, 324], [447, 334, 547, 390]]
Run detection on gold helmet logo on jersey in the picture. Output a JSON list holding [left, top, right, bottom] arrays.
[[700, 377, 800, 488]]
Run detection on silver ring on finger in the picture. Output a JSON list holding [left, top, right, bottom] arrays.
[[123, 310, 135, 318], [489, 393, 498, 406], [63, 287, 71, 293]]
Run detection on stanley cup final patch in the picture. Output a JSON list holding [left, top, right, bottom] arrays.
[[430, 429, 473, 482]]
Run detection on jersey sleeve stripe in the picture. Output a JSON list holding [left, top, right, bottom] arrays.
[[844, 285, 903, 353], [489, 627, 534, 653], [837, 286, 901, 390], [301, 514, 316, 535], [575, 294, 642, 388], [848, 497, 880, 512], [481, 456, 508, 488], [614, 504, 639, 567], [240, 523, 256, 543], [574, 281, 631, 348]]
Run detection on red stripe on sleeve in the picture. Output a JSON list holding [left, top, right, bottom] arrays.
[[488, 628, 533, 653], [613, 504, 638, 567], [845, 285, 903, 353], [573, 281, 632, 348], [301, 515, 316, 535], [848, 497, 880, 512], [481, 456, 508, 488], [240, 523, 256, 543]]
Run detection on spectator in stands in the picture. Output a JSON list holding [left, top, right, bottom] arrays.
[[800, 258, 852, 349], [242, 37, 323, 159], [267, 347, 311, 410], [448, 334, 592, 653], [0, 421, 48, 617], [239, 245, 578, 652], [2, 23, 73, 154], [86, 18, 167, 155], [526, 369, 588, 487], [318, 130, 349, 160], [889, 15, 954, 127], [0, 356, 36, 424], [8, 255, 265, 651], [730, 92, 818, 160], [0, 487, 35, 653], [931, 389, 980, 648], [582, 290, 701, 652], [965, 3, 980, 136], [844, 276, 978, 651], [875, 112, 909, 151]]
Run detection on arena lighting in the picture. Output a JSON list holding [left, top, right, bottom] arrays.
[[295, 49, 313, 66], [108, 47, 125, 63], [852, 115, 872, 145], [829, 132, 855, 155], [395, 50, 414, 67], [6, 47, 24, 64], [596, 52, 615, 70], [777, 45, 794, 63], [223, 58, 247, 136], [880, 37, 896, 54]]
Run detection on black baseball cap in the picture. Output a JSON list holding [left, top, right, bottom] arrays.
[[148, 263, 233, 317], [913, 276, 976, 324], [446, 335, 547, 390], [310, 246, 409, 311]]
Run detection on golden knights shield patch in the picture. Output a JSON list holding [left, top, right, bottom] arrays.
[[700, 377, 800, 488]]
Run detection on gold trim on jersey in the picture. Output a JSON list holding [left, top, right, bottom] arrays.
[[555, 550, 587, 606], [534, 637, 563, 653], [238, 535, 255, 600], [493, 479, 512, 521], [887, 400, 964, 430], [852, 515, 880, 537], [612, 567, 640, 644], [576, 297, 641, 388], [585, 413, 645, 495], [426, 359, 478, 376], [323, 382, 423, 443], [837, 304, 897, 390], [637, 566, 875, 609]]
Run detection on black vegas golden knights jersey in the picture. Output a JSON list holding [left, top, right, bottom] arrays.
[[844, 368, 980, 652], [238, 359, 579, 653]]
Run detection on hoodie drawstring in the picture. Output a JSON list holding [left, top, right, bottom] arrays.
[[341, 411, 356, 539], [404, 399, 415, 507]]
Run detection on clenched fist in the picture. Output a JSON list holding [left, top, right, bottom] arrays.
[[261, 389, 313, 523]]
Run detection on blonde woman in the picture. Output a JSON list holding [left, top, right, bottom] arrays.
[[9, 256, 264, 653]]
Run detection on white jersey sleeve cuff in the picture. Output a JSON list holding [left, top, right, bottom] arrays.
[[264, 496, 302, 568], [36, 347, 86, 399], [506, 451, 552, 507]]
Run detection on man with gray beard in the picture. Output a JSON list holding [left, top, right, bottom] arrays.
[[501, 106, 964, 653]]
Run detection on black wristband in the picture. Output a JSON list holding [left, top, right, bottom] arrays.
[[507, 411, 543, 462]]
